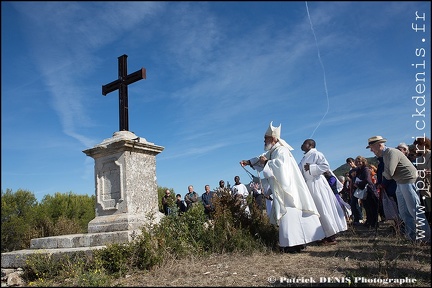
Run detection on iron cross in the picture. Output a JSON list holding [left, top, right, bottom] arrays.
[[102, 54, 146, 131]]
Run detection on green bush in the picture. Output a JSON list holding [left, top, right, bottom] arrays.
[[24, 251, 110, 287], [24, 253, 62, 281], [19, 188, 279, 286], [92, 243, 134, 276], [153, 204, 209, 256]]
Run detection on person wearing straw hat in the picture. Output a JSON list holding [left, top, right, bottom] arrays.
[[240, 121, 325, 253], [367, 135, 430, 243]]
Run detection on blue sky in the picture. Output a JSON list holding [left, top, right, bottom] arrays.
[[2, 1, 430, 201]]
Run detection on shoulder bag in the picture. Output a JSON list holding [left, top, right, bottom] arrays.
[[354, 184, 368, 200]]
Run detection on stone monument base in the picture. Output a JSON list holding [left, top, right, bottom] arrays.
[[1, 230, 139, 268], [88, 210, 164, 233], [2, 131, 165, 269]]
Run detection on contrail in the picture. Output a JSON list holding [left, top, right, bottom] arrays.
[[305, 1, 330, 138]]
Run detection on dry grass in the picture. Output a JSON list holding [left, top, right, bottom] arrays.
[[111, 221, 431, 287]]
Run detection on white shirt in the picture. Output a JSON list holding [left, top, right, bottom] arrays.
[[232, 183, 249, 198]]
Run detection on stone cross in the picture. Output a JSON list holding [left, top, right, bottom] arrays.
[[102, 54, 146, 131]]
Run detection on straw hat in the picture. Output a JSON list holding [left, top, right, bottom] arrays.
[[366, 136, 387, 148]]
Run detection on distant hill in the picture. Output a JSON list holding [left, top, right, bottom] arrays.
[[333, 157, 378, 177]]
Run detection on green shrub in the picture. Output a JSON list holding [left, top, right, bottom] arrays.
[[75, 270, 110, 287], [92, 243, 134, 276], [24, 251, 110, 287], [21, 189, 279, 286], [153, 204, 209, 256], [24, 253, 62, 281], [128, 229, 165, 270]]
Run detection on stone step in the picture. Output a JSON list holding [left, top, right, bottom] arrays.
[[1, 246, 106, 268], [1, 230, 141, 269], [30, 230, 138, 249]]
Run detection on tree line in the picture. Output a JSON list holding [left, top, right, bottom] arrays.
[[1, 189, 96, 252]]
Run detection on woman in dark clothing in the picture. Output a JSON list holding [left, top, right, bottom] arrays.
[[353, 156, 379, 228], [376, 156, 398, 219]]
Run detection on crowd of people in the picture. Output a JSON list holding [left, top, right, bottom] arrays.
[[163, 176, 258, 219], [337, 136, 432, 243], [162, 122, 431, 253]]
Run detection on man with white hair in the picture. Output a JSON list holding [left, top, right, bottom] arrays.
[[368, 136, 430, 243], [240, 121, 325, 253], [396, 142, 410, 157]]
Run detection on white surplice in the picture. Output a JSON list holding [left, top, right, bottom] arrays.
[[232, 183, 250, 215], [249, 142, 325, 247], [299, 148, 347, 237]]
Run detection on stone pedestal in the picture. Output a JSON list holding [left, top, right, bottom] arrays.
[[1, 131, 165, 269], [83, 131, 165, 233]]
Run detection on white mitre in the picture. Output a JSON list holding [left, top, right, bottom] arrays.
[[265, 121, 294, 150]]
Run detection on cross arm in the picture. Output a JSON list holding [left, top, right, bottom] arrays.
[[102, 68, 146, 96], [102, 79, 121, 96], [124, 68, 146, 85]]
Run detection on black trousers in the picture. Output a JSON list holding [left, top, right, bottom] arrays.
[[350, 195, 363, 223], [363, 191, 379, 227]]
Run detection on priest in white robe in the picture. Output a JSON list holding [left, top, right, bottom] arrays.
[[299, 139, 348, 244], [240, 122, 325, 253]]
